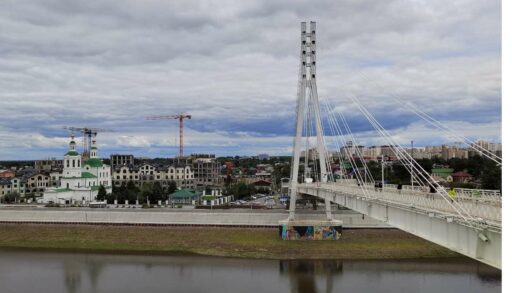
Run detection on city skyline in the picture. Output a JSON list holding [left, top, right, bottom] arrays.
[[0, 0, 501, 160]]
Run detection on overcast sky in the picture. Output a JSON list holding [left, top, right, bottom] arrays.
[[0, 0, 501, 160]]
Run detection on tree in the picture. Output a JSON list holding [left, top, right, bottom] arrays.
[[126, 181, 139, 203], [117, 183, 127, 203], [2, 192, 20, 204], [151, 182, 164, 203], [167, 181, 177, 195], [140, 182, 153, 203], [226, 182, 256, 200], [96, 185, 107, 201], [481, 164, 501, 190]]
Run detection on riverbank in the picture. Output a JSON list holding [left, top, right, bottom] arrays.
[[0, 224, 458, 259]]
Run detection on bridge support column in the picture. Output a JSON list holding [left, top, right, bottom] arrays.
[[325, 199, 332, 220]]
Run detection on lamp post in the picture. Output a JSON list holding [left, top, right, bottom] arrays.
[[411, 140, 414, 188], [381, 156, 385, 188]]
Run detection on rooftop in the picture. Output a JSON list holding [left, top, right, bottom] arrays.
[[170, 189, 199, 198], [85, 158, 103, 168]]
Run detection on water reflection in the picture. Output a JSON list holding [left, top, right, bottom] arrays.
[[0, 250, 501, 293], [280, 260, 343, 293], [62, 256, 105, 293]]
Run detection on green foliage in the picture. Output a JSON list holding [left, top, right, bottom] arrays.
[[363, 157, 500, 190], [108, 181, 140, 204], [226, 182, 256, 200], [140, 182, 153, 203], [2, 192, 20, 204], [255, 187, 269, 194], [166, 181, 177, 195], [448, 182, 476, 189], [151, 182, 165, 203], [109, 181, 179, 204], [272, 161, 291, 187], [96, 185, 107, 201]]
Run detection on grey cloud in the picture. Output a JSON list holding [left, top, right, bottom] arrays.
[[0, 0, 501, 159]]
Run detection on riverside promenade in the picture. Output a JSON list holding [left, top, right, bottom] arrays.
[[0, 207, 388, 228]]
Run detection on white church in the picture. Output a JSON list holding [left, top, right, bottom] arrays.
[[43, 134, 112, 204]]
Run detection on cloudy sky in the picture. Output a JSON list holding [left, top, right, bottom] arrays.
[[0, 0, 501, 160]]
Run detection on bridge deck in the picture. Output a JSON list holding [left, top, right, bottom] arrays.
[[297, 183, 501, 269], [306, 182, 501, 225]]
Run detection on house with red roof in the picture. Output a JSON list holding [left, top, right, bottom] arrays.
[[452, 171, 473, 183]]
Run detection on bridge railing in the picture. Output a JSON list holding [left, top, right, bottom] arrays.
[[299, 182, 501, 224], [336, 181, 501, 204], [451, 188, 501, 202]]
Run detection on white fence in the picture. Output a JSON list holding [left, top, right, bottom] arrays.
[[301, 182, 501, 224]]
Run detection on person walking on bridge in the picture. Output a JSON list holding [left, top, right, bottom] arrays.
[[448, 188, 457, 202]]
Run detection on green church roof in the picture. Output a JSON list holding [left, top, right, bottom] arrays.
[[62, 172, 97, 179], [65, 151, 79, 156], [81, 172, 97, 178], [431, 168, 454, 179], [85, 158, 103, 167]]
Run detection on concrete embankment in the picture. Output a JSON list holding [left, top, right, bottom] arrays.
[[0, 207, 389, 228]]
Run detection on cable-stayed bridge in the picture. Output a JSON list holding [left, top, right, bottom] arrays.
[[287, 21, 502, 269]]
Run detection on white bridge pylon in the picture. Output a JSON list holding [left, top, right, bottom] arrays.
[[289, 21, 332, 221]]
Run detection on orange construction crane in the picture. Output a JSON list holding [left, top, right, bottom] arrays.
[[146, 114, 192, 158]]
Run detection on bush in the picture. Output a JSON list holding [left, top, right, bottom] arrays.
[[2, 192, 20, 204]]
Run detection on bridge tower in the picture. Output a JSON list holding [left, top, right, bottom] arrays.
[[288, 21, 332, 221]]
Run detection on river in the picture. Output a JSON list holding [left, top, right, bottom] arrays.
[[0, 250, 501, 293]]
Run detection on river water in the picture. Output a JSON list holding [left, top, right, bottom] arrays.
[[0, 250, 501, 293]]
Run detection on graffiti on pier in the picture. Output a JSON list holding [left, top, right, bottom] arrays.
[[279, 224, 342, 240]]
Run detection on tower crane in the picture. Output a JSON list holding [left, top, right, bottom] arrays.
[[146, 114, 192, 158], [62, 126, 114, 159]]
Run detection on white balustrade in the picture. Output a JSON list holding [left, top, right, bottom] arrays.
[[299, 182, 501, 224]]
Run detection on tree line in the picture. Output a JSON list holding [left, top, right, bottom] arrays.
[[97, 181, 177, 204]]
